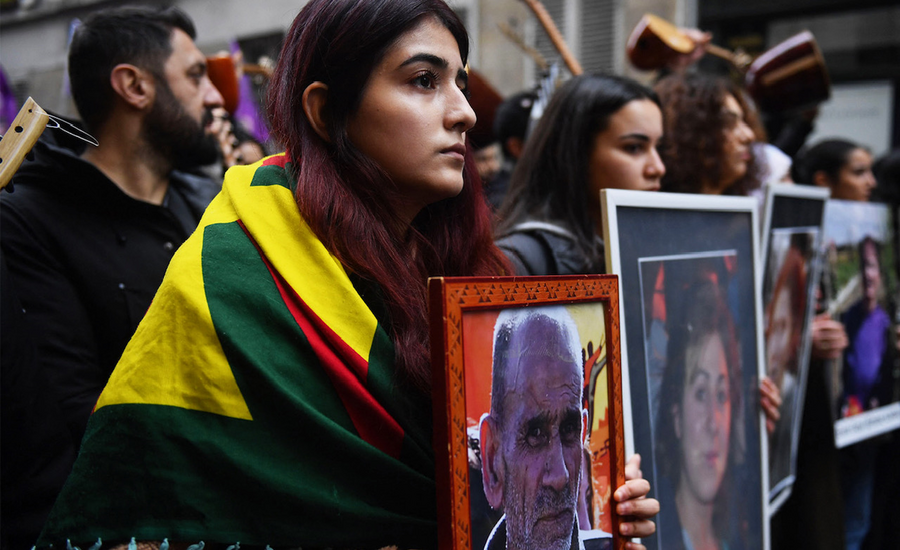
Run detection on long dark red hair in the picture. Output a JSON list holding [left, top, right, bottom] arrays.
[[268, 0, 508, 393]]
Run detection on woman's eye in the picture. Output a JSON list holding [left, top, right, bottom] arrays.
[[623, 143, 643, 155], [413, 72, 437, 89], [718, 389, 728, 405], [694, 387, 707, 402]]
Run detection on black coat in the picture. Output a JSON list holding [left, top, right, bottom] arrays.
[[0, 132, 219, 547]]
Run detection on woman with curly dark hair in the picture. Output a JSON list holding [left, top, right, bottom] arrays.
[[655, 73, 761, 196]]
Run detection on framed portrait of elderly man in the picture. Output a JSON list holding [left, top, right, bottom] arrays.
[[429, 275, 626, 550], [821, 199, 900, 448], [601, 189, 769, 550], [759, 183, 829, 511]]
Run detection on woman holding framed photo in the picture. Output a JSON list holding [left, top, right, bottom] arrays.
[[36, 1, 658, 549]]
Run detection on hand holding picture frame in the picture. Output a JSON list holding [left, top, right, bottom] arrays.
[[429, 276, 626, 550]]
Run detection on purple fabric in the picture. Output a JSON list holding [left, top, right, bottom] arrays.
[[0, 65, 20, 133], [230, 41, 270, 145], [844, 301, 890, 408]]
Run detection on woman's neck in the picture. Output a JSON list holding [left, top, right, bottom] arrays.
[[675, 478, 719, 550]]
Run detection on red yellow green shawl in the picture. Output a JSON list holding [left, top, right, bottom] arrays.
[[39, 155, 436, 549]]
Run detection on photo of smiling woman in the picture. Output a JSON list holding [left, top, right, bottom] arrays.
[[655, 275, 749, 550]]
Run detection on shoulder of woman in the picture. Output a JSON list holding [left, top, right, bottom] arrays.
[[495, 222, 584, 276]]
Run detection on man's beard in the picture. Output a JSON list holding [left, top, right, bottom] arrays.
[[144, 80, 220, 171], [505, 479, 578, 550]]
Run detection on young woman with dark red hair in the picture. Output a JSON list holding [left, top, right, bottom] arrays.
[[38, 1, 656, 549]]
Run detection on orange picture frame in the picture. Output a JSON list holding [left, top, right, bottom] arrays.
[[429, 275, 626, 550]]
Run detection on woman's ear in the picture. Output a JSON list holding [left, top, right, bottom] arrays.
[[110, 63, 154, 110], [812, 170, 832, 189], [302, 81, 331, 143]]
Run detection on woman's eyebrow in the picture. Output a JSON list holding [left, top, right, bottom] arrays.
[[399, 53, 469, 86], [618, 134, 650, 142], [688, 368, 711, 384], [400, 52, 449, 69]]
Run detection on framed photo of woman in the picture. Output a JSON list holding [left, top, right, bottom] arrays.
[[822, 199, 900, 448], [429, 276, 626, 550], [759, 183, 829, 511], [602, 189, 769, 550]]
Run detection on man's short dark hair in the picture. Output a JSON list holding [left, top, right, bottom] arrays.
[[68, 5, 196, 132]]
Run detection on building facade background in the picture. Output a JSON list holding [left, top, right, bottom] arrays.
[[1, 0, 896, 154]]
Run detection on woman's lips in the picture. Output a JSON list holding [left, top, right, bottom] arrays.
[[441, 144, 466, 162]]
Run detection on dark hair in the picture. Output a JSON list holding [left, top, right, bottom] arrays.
[[68, 6, 196, 133], [792, 139, 860, 186], [493, 90, 537, 159], [267, 0, 508, 392], [495, 73, 660, 270], [656, 276, 743, 539], [656, 73, 761, 196]]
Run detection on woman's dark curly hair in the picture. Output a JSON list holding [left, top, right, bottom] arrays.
[[655, 73, 763, 196]]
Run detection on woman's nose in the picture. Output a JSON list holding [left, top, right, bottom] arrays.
[[646, 148, 666, 178], [447, 87, 476, 133]]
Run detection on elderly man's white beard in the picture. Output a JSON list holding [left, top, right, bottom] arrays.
[[504, 474, 579, 550]]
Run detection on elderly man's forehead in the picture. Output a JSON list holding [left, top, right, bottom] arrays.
[[500, 314, 580, 365]]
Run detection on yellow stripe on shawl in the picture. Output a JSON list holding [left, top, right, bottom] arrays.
[[95, 156, 378, 418]]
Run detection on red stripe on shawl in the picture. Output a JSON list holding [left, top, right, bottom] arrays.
[[236, 220, 405, 459], [262, 153, 288, 168]]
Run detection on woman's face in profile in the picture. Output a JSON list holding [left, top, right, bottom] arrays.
[[717, 93, 754, 190], [766, 287, 794, 388], [346, 16, 476, 223], [587, 99, 665, 205], [833, 148, 876, 202], [675, 332, 731, 504]]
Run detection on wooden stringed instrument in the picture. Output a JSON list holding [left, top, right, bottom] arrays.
[[626, 14, 830, 112], [519, 0, 583, 76], [206, 54, 274, 116], [744, 30, 830, 113], [0, 97, 49, 190], [626, 14, 752, 71]]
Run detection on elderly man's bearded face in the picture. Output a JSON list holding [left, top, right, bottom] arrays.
[[491, 316, 584, 550]]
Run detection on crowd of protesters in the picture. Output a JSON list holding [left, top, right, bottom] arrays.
[[1, 1, 897, 549]]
